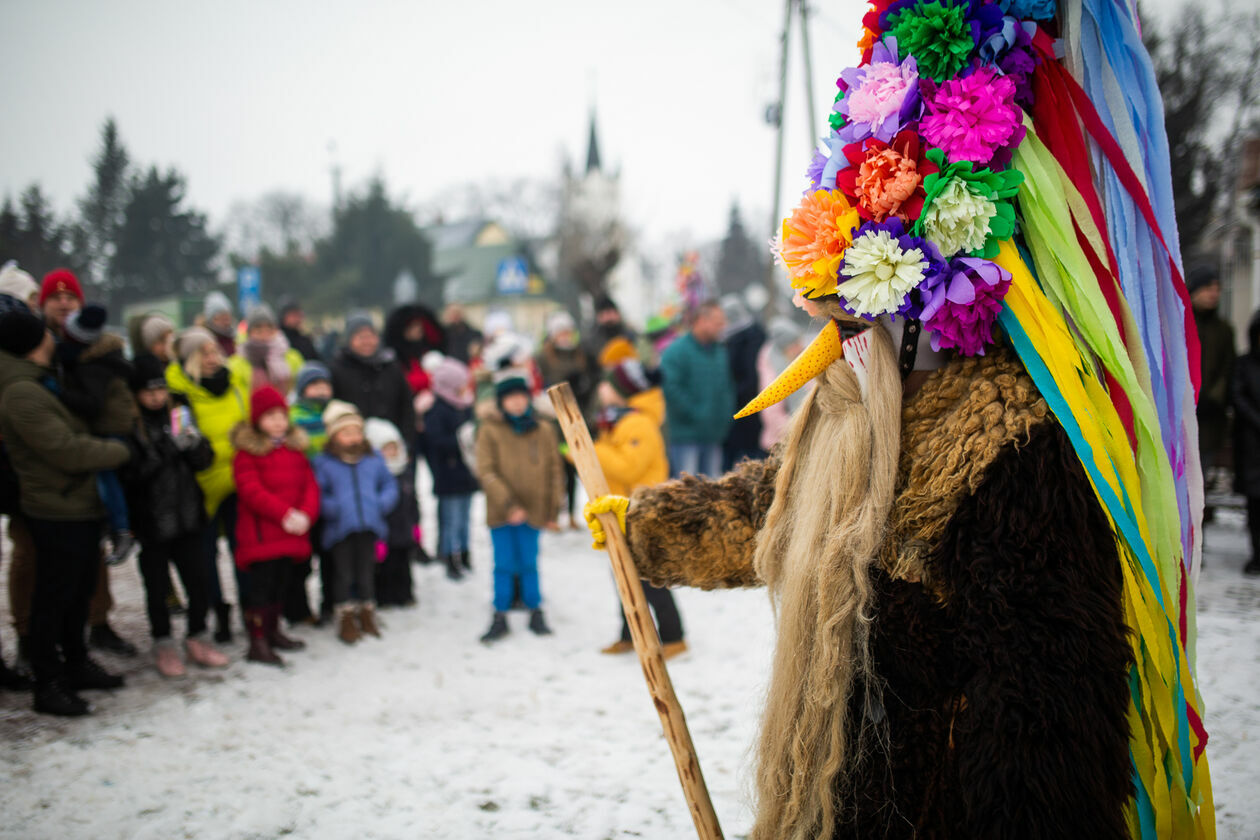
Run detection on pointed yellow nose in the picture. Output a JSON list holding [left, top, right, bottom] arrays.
[[734, 318, 845, 419]]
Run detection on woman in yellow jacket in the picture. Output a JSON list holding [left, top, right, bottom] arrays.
[[165, 327, 251, 643], [592, 360, 686, 659]]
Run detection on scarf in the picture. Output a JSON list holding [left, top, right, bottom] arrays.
[[244, 336, 292, 393], [199, 367, 231, 397], [504, 404, 538, 435]]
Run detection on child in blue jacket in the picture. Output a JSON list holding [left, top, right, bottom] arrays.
[[312, 400, 399, 644]]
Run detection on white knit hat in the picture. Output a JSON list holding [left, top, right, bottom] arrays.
[[322, 399, 364, 439]]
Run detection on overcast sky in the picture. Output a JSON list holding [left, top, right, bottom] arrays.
[[2, 0, 1188, 251], [1, 0, 877, 250]]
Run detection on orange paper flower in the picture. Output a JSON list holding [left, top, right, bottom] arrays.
[[779, 190, 862, 299]]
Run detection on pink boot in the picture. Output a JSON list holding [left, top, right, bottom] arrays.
[[154, 639, 186, 677], [185, 636, 230, 668]]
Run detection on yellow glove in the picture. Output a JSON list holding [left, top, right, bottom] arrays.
[[583, 495, 630, 551]]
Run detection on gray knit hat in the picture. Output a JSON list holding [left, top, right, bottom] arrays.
[[177, 326, 217, 362], [139, 313, 175, 351], [296, 362, 331, 396], [246, 303, 277, 330], [344, 310, 377, 341]]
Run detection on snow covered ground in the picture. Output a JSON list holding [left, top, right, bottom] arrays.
[[0, 485, 1257, 839]]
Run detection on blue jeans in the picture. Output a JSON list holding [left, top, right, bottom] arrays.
[[490, 524, 540, 612], [97, 470, 130, 532], [667, 443, 724, 479], [437, 494, 473, 557]]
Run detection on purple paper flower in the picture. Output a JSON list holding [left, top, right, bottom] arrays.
[[979, 16, 1038, 108], [921, 256, 1012, 355], [804, 145, 830, 193], [835, 38, 922, 144]]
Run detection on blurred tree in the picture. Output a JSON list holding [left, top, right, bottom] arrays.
[[1146, 5, 1260, 251], [715, 202, 765, 298], [111, 166, 220, 307], [76, 117, 131, 289], [0, 185, 82, 278], [421, 177, 560, 241], [224, 190, 326, 262], [315, 176, 438, 310]]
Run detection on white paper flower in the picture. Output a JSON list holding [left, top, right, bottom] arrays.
[[838, 228, 927, 317], [920, 177, 997, 257]]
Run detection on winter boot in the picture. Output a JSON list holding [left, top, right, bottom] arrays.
[[265, 605, 306, 651], [185, 636, 230, 668], [33, 679, 90, 717], [479, 611, 510, 643], [662, 640, 689, 660], [459, 549, 471, 571], [528, 609, 553, 636], [105, 529, 137, 566], [245, 609, 283, 666], [213, 603, 234, 644], [154, 639, 186, 678], [443, 554, 464, 581], [358, 603, 381, 638], [414, 545, 433, 566], [65, 657, 125, 690], [88, 623, 138, 657], [0, 660, 33, 690], [336, 605, 361, 645]]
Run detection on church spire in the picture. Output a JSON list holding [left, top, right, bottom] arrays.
[[585, 109, 602, 174]]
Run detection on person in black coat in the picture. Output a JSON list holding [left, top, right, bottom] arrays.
[[385, 303, 445, 398], [278, 297, 322, 363], [329, 312, 416, 450], [720, 295, 767, 471], [441, 303, 483, 365], [1233, 310, 1260, 576], [123, 354, 230, 672], [423, 357, 479, 580]]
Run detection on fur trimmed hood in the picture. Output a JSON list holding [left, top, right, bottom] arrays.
[[79, 332, 127, 364], [229, 422, 309, 456]]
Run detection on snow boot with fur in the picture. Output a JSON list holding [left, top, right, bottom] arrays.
[[337, 605, 361, 645], [358, 603, 381, 638]]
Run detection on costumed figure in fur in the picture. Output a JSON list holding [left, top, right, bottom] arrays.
[[583, 0, 1215, 835]]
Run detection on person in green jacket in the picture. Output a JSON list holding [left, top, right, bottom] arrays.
[[659, 300, 734, 477], [285, 361, 333, 624], [166, 326, 251, 643], [0, 302, 130, 716]]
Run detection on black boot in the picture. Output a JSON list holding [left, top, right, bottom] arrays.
[[65, 657, 125, 691], [444, 554, 464, 581], [459, 550, 471, 571], [414, 545, 433, 566], [33, 679, 90, 717], [479, 612, 509, 643], [213, 603, 233, 644], [528, 609, 553, 636], [88, 623, 138, 657], [0, 660, 32, 690]]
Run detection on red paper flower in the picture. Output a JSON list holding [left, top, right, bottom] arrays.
[[835, 130, 939, 224]]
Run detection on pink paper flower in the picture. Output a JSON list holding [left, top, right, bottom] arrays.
[[919, 67, 1024, 166]]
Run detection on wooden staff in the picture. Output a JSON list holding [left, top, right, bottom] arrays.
[[547, 382, 724, 840]]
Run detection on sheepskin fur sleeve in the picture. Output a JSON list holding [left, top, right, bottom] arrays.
[[623, 454, 780, 590]]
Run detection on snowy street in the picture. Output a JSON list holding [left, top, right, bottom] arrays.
[[1, 489, 1257, 839]]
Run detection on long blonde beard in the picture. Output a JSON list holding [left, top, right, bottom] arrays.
[[750, 324, 902, 840]]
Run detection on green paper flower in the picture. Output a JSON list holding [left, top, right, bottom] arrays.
[[915, 147, 1023, 258], [886, 0, 976, 82]]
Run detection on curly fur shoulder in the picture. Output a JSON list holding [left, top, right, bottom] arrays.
[[230, 422, 309, 456]]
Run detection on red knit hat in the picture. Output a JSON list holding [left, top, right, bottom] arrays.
[[250, 385, 289, 427], [39, 268, 84, 306]]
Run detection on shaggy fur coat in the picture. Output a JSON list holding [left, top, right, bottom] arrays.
[[623, 349, 1134, 839]]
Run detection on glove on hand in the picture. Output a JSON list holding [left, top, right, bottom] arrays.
[[583, 495, 629, 551]]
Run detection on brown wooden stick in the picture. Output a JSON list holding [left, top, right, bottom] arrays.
[[547, 382, 724, 840]]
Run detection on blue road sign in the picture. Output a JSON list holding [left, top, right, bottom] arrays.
[[237, 266, 262, 314]]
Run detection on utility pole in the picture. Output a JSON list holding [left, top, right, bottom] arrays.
[[764, 0, 820, 320], [765, 0, 795, 320]]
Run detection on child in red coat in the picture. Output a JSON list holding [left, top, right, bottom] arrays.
[[230, 385, 320, 666]]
